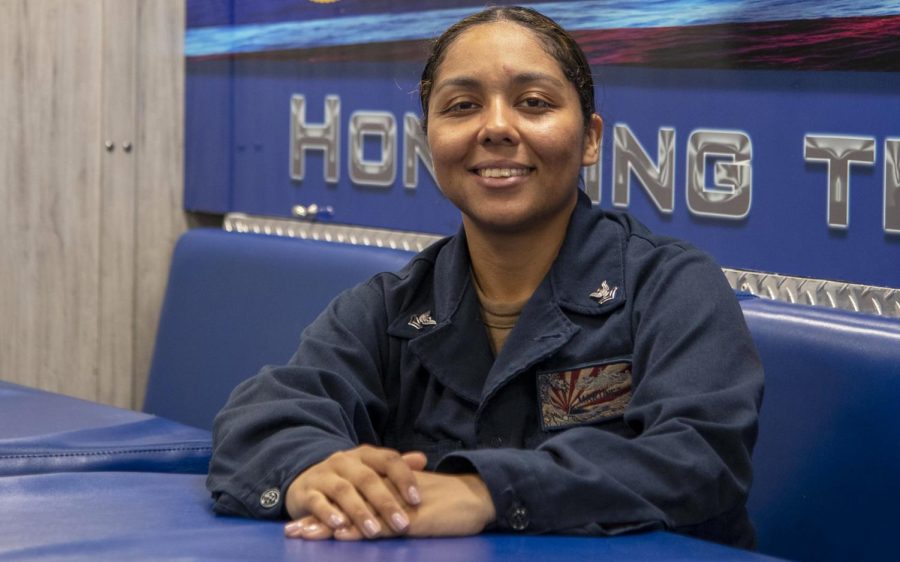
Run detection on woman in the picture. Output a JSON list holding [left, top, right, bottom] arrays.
[[207, 6, 763, 548]]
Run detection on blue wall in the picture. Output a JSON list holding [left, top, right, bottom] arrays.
[[185, 1, 900, 287]]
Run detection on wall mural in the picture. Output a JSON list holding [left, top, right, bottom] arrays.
[[185, 1, 900, 288]]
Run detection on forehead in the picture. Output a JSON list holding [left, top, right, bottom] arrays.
[[436, 21, 563, 80]]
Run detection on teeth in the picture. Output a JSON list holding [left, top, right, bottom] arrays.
[[477, 168, 530, 178]]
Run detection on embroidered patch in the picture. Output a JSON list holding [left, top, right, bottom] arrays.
[[537, 362, 632, 430]]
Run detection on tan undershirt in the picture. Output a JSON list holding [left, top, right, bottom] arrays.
[[472, 273, 528, 356]]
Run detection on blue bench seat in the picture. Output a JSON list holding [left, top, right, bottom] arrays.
[[0, 381, 210, 477]]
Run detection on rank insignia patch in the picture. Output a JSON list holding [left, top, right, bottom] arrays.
[[537, 362, 632, 430], [408, 311, 436, 330]]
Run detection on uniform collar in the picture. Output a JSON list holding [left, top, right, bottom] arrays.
[[432, 227, 474, 322], [387, 232, 492, 405], [549, 190, 627, 316], [433, 190, 628, 319], [387, 191, 629, 408], [385, 230, 471, 340], [387, 190, 627, 340], [477, 192, 628, 404]]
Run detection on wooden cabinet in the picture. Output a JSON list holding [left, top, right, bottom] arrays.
[[0, 0, 187, 408]]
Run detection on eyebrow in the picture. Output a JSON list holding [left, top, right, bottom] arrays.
[[432, 72, 566, 95]]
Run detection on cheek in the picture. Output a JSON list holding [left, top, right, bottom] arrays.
[[428, 130, 469, 170], [531, 125, 584, 164]]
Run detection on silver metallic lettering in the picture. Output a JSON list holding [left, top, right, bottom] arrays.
[[583, 161, 601, 204], [686, 130, 752, 219], [885, 138, 900, 233], [290, 95, 340, 183], [349, 111, 397, 186], [804, 135, 876, 229], [612, 124, 675, 213], [403, 113, 435, 189]]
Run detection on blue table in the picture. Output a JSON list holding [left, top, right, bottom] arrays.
[[0, 471, 784, 561]]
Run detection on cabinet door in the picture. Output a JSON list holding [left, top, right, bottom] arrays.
[[98, 0, 138, 406], [0, 0, 105, 401]]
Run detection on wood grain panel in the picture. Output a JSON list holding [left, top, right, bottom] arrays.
[[0, 0, 104, 400], [132, 0, 188, 409], [98, 0, 139, 407], [1, 0, 185, 408]]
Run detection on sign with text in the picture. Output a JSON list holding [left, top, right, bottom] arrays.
[[186, 0, 900, 288]]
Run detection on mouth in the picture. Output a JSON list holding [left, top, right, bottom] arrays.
[[471, 166, 534, 178]]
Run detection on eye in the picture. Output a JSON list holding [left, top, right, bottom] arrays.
[[519, 96, 553, 110], [444, 100, 479, 113]]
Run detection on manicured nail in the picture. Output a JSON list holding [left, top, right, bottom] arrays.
[[408, 486, 421, 505], [329, 513, 345, 528], [363, 518, 381, 538], [284, 521, 303, 536], [391, 511, 410, 532]]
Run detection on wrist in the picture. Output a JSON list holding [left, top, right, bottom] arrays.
[[460, 473, 496, 525]]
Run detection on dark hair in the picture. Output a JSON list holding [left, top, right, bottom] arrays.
[[419, 6, 595, 133]]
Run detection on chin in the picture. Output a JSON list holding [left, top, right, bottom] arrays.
[[464, 211, 544, 235]]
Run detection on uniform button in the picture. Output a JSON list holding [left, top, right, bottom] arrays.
[[507, 505, 529, 531], [491, 436, 504, 448], [259, 487, 281, 509]]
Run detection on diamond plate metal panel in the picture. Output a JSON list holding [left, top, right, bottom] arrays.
[[723, 269, 900, 317], [224, 213, 443, 253]]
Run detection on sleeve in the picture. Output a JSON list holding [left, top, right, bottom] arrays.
[[205, 280, 391, 519], [435, 248, 764, 541]]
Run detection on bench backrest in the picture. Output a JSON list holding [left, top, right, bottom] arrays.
[[144, 229, 417, 430], [741, 298, 900, 562]]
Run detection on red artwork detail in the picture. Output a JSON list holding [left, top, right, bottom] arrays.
[[539, 363, 632, 429]]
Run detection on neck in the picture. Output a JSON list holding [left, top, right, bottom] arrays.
[[464, 200, 576, 305]]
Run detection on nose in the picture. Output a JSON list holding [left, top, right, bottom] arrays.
[[476, 99, 519, 146]]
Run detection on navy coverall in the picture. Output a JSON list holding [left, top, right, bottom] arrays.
[[207, 193, 764, 548]]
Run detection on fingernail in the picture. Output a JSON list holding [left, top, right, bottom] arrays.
[[408, 486, 421, 505], [284, 521, 303, 536], [391, 511, 409, 532], [363, 518, 381, 538], [303, 523, 322, 533], [330, 513, 345, 528]]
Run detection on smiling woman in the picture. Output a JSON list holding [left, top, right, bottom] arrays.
[[207, 6, 764, 550], [425, 21, 600, 244]]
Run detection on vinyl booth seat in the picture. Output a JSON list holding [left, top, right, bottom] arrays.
[[0, 229, 418, 479], [143, 228, 418, 430], [133, 228, 900, 561], [0, 381, 211, 477], [740, 298, 900, 562]]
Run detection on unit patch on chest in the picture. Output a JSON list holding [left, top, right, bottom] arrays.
[[537, 362, 633, 430]]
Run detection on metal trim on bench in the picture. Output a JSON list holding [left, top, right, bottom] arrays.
[[224, 213, 900, 318], [225, 213, 442, 253]]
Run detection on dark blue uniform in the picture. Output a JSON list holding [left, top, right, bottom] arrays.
[[207, 193, 764, 548]]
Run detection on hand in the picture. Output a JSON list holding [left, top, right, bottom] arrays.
[[284, 445, 426, 538], [285, 470, 496, 540]]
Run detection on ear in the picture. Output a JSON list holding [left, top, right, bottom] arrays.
[[581, 113, 603, 166]]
